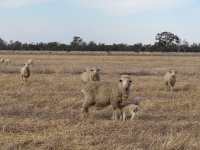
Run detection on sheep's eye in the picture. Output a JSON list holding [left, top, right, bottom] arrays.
[[119, 79, 122, 82], [90, 69, 94, 71], [129, 80, 132, 83]]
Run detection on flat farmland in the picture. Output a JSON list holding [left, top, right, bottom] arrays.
[[0, 54, 200, 150]]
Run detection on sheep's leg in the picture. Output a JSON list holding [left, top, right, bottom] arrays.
[[112, 111, 116, 120], [170, 85, 175, 101], [130, 111, 136, 120], [165, 82, 169, 91], [81, 102, 90, 118], [112, 109, 122, 120], [122, 112, 126, 121], [112, 108, 122, 121], [119, 109, 123, 120], [112, 109, 117, 120], [167, 82, 171, 91], [171, 85, 174, 92], [118, 109, 123, 120], [111, 100, 122, 120], [119, 111, 122, 120], [112, 110, 118, 121], [21, 76, 24, 82], [81, 96, 94, 118]]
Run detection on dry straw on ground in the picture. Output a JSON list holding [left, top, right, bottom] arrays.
[[0, 54, 200, 149]]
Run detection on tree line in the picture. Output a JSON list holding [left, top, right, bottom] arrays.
[[0, 31, 200, 52]]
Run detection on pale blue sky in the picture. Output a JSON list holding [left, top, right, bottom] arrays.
[[0, 0, 199, 44]]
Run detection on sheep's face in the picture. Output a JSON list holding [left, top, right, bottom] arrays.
[[90, 67, 100, 74], [24, 63, 29, 67], [86, 67, 100, 74], [90, 67, 100, 81], [119, 75, 132, 97], [169, 70, 176, 78], [133, 106, 139, 112]]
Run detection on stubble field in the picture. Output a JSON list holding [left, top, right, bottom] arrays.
[[0, 53, 200, 150]]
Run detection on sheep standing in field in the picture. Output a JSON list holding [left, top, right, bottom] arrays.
[[0, 58, 4, 64], [4, 58, 11, 65], [81, 75, 133, 120], [119, 104, 139, 121], [80, 67, 100, 83], [20, 63, 31, 82], [164, 70, 177, 91]]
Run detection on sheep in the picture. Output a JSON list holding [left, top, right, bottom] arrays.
[[4, 58, 11, 65], [27, 59, 33, 65], [164, 70, 177, 91], [20, 63, 31, 82], [120, 104, 140, 121], [81, 75, 133, 120], [80, 67, 100, 83], [0, 58, 4, 64]]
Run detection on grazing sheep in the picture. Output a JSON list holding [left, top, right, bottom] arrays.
[[4, 58, 11, 65], [27, 59, 33, 65], [20, 63, 31, 82], [164, 70, 177, 91], [0, 58, 4, 64], [120, 104, 139, 121], [80, 67, 100, 83], [81, 75, 133, 120]]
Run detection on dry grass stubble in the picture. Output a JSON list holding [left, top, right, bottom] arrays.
[[0, 54, 200, 149]]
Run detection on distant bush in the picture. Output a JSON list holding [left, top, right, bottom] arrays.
[[0, 33, 199, 52]]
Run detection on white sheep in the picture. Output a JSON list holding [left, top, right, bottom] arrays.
[[0, 58, 5, 64], [164, 70, 177, 91], [20, 63, 31, 82], [81, 75, 133, 120], [80, 67, 100, 83]]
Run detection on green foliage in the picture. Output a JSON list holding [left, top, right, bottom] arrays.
[[0, 32, 199, 52], [155, 31, 180, 51]]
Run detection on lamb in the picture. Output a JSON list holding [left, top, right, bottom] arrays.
[[164, 70, 177, 91], [80, 67, 100, 83], [120, 104, 139, 121], [81, 75, 133, 120], [20, 63, 31, 82]]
